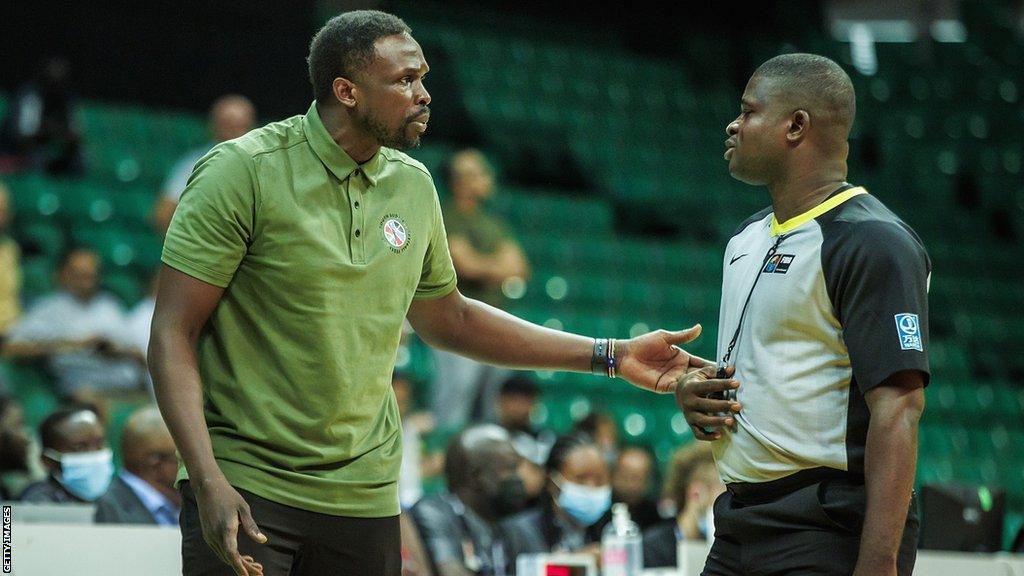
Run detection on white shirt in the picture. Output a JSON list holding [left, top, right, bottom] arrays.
[[8, 291, 143, 393]]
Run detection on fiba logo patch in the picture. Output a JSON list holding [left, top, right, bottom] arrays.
[[761, 254, 796, 274], [895, 313, 923, 351], [380, 215, 410, 253]]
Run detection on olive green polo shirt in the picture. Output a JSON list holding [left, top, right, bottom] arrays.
[[162, 102, 457, 517]]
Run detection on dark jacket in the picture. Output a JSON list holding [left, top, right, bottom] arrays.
[[19, 476, 82, 504], [499, 497, 611, 574], [94, 475, 161, 525]]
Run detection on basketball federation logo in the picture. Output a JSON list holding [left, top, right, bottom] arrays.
[[380, 215, 410, 253], [894, 313, 923, 351]]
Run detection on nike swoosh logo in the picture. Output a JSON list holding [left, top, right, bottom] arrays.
[[729, 254, 748, 265]]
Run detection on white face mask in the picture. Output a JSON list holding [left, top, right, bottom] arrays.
[[45, 448, 114, 501], [555, 475, 612, 527]]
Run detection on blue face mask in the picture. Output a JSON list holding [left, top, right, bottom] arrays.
[[47, 448, 114, 501], [556, 477, 611, 527]]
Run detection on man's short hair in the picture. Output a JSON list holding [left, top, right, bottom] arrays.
[[39, 405, 97, 450], [307, 10, 412, 104], [752, 53, 856, 136], [445, 424, 511, 491]]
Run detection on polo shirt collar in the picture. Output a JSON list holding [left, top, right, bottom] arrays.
[[303, 101, 383, 186]]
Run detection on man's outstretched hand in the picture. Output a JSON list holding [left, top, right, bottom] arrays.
[[617, 325, 712, 393]]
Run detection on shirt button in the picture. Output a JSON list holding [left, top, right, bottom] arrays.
[[353, 169, 361, 178], [354, 201, 360, 209], [355, 230, 361, 237]]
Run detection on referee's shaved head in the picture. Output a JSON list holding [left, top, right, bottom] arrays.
[[725, 53, 856, 186], [752, 53, 856, 139]]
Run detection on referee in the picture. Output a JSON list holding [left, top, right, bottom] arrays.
[[676, 54, 929, 576], [149, 10, 709, 576]]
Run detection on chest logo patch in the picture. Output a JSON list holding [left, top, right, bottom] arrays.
[[895, 313, 923, 351], [761, 254, 796, 274], [380, 215, 410, 253]]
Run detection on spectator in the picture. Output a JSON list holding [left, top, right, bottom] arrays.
[[611, 445, 662, 530], [0, 182, 20, 342], [641, 442, 724, 568], [152, 95, 256, 234], [394, 373, 444, 510], [501, 433, 612, 570], [573, 411, 620, 469], [495, 374, 555, 508], [21, 405, 111, 503], [411, 424, 526, 576], [95, 406, 179, 525], [0, 395, 36, 499], [0, 57, 84, 175], [2, 247, 146, 397], [431, 148, 530, 428]]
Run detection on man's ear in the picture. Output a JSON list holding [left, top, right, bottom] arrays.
[[787, 109, 810, 144], [332, 77, 358, 109]]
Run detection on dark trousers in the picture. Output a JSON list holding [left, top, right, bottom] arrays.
[[180, 481, 401, 576], [702, 472, 919, 576]]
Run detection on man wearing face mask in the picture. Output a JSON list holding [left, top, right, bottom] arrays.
[[411, 425, 526, 576], [500, 433, 613, 571], [642, 442, 724, 568], [20, 406, 113, 503]]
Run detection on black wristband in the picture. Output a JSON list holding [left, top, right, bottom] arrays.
[[591, 338, 614, 376]]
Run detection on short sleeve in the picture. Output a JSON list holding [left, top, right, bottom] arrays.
[[414, 187, 458, 299], [162, 143, 256, 288], [822, 220, 931, 393]]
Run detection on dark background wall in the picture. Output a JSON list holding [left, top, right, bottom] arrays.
[[1, 0, 315, 118], [2, 0, 825, 120]]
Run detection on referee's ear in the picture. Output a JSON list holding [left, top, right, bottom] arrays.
[[786, 110, 810, 144]]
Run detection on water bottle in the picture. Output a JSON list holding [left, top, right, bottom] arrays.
[[601, 502, 643, 576]]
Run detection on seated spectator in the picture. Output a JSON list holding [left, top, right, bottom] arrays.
[[0, 182, 20, 344], [411, 424, 526, 576], [95, 406, 179, 525], [394, 372, 444, 509], [641, 442, 724, 568], [0, 57, 85, 175], [2, 247, 145, 397], [501, 433, 612, 570], [495, 374, 555, 508], [0, 395, 36, 499], [431, 149, 530, 429], [611, 445, 662, 530], [152, 95, 256, 234], [21, 405, 111, 503]]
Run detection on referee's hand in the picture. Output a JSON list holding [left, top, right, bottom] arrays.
[[675, 366, 741, 441], [194, 475, 268, 576]]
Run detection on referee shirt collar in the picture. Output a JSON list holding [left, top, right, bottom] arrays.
[[303, 101, 383, 187]]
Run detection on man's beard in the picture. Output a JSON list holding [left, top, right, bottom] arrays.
[[357, 109, 422, 151]]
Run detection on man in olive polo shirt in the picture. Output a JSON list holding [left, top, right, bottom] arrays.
[[150, 10, 710, 576]]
